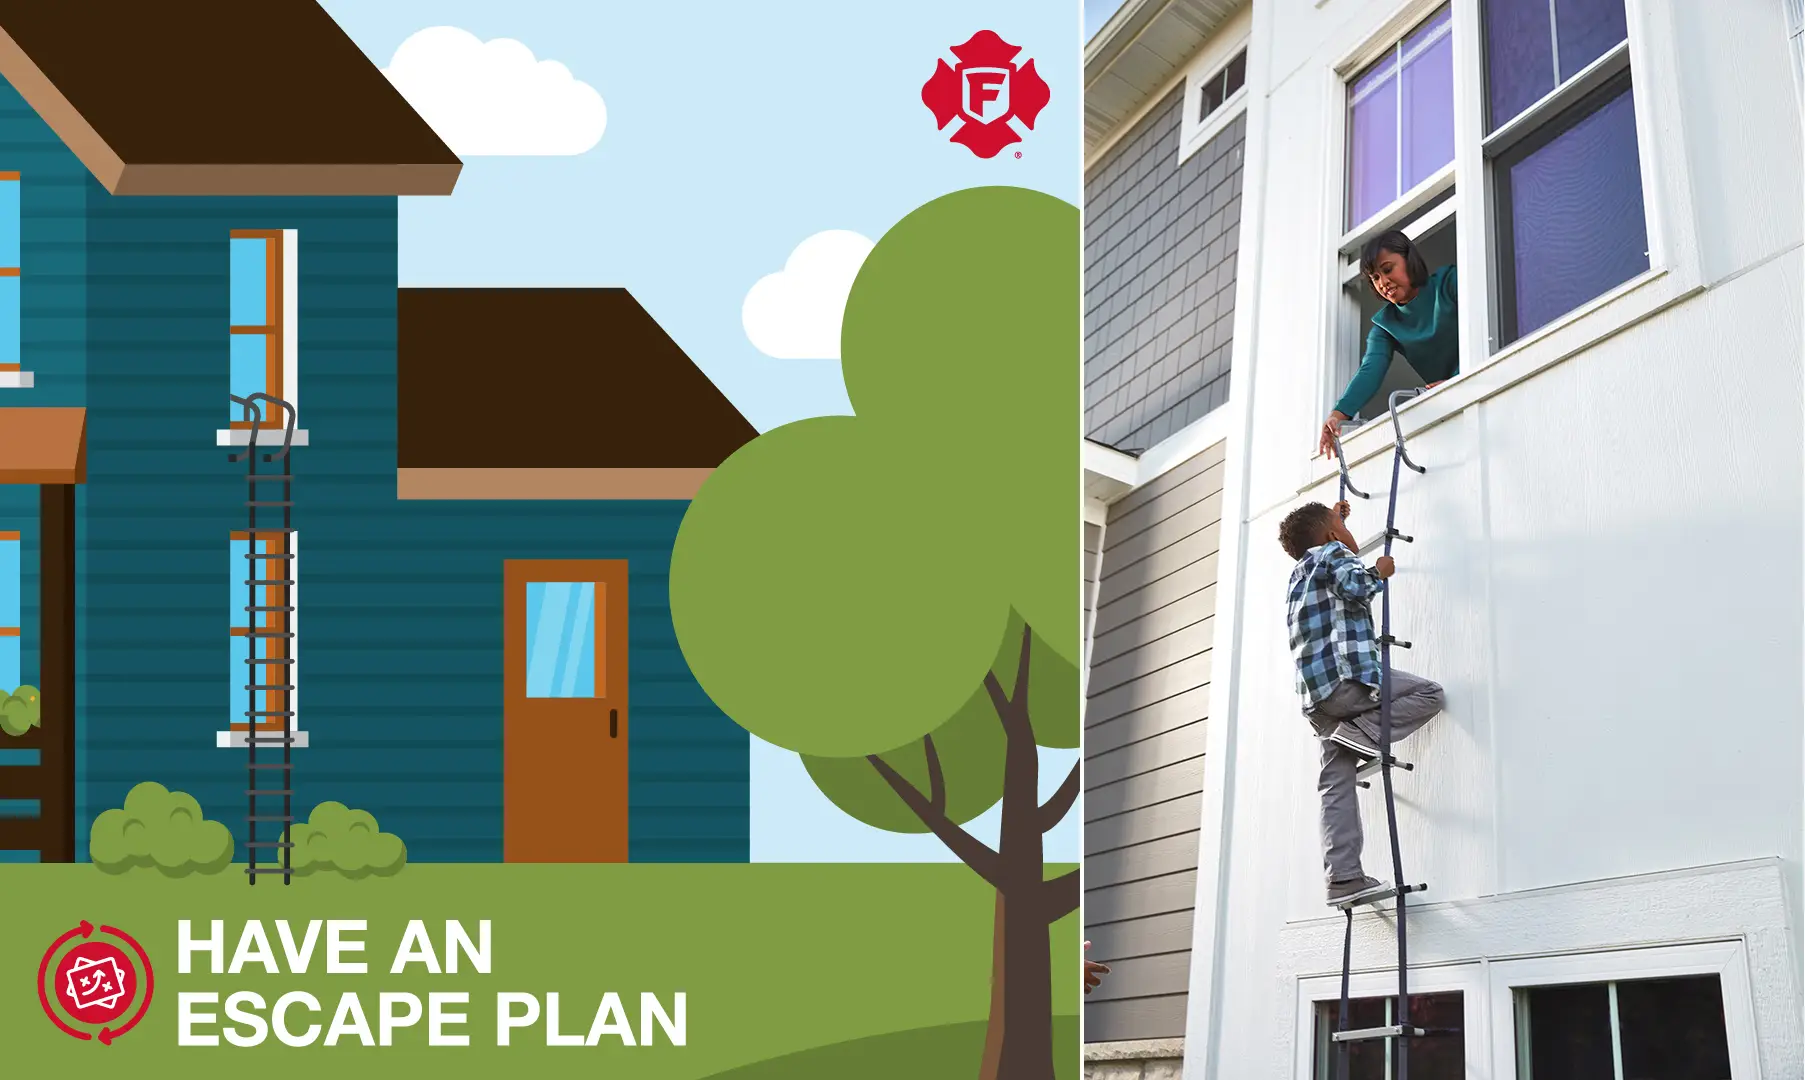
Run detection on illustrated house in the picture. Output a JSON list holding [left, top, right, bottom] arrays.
[[0, 3, 756, 866], [1083, 0, 1803, 1078]]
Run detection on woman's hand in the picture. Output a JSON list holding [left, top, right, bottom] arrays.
[[1318, 411, 1350, 460]]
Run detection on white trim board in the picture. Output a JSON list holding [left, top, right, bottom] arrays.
[[1177, 5, 1255, 166], [1081, 403, 1236, 509]]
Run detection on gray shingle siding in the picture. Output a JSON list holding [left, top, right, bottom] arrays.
[[1081, 441, 1225, 1043], [1084, 84, 1244, 452]]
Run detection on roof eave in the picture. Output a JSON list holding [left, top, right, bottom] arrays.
[[1084, 0, 1248, 160]]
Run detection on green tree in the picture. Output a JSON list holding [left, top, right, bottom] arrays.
[[671, 185, 1077, 1080]]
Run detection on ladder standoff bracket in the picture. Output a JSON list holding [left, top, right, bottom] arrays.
[[1387, 389, 1428, 475], [1331, 429, 1371, 501], [1378, 635, 1411, 649]]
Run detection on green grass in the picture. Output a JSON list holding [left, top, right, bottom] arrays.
[[1, 863, 1080, 1078]]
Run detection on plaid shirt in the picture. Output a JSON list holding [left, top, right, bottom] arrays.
[[1287, 540, 1386, 708]]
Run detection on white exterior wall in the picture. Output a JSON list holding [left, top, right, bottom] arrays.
[[1183, 0, 1805, 1076]]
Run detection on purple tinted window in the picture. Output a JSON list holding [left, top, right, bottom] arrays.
[[1486, 0, 1629, 130], [1346, 5, 1453, 228], [1554, 0, 1629, 79], [1402, 14, 1456, 191], [1501, 78, 1647, 342], [1348, 62, 1398, 227]]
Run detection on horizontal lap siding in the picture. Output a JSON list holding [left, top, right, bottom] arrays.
[[1081, 440, 1226, 1043], [71, 189, 746, 864]]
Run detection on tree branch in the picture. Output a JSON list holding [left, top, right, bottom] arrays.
[[867, 753, 1003, 890], [984, 671, 1010, 729], [1043, 869, 1079, 922], [923, 734, 946, 817], [1039, 760, 1080, 833], [1012, 619, 1034, 713]]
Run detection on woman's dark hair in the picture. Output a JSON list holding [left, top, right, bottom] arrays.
[[1359, 230, 1428, 292]]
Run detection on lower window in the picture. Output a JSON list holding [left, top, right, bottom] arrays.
[[1312, 991, 1465, 1080], [1514, 975, 1731, 1080]]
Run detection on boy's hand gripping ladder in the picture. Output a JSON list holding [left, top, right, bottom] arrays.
[[1327, 389, 1455, 1079]]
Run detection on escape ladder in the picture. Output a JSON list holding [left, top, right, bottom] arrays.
[[1327, 387, 1458, 1078], [228, 393, 299, 885]]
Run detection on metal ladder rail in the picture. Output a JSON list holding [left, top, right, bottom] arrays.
[[1329, 389, 1444, 1078], [229, 393, 298, 885]]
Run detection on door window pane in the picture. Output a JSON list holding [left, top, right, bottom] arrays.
[[1497, 75, 1647, 343], [525, 581, 597, 698], [1616, 976, 1733, 1079], [1485, 0, 1629, 130], [1314, 991, 1464, 1079], [1517, 975, 1731, 1080], [1347, 4, 1453, 228]]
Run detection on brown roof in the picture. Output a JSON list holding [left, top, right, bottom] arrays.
[[0, 1, 460, 195], [397, 287, 758, 472]]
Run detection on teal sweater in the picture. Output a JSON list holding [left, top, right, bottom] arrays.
[[1335, 263, 1459, 418]]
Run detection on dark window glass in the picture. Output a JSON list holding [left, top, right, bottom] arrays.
[[1486, 0, 1629, 130], [1524, 982, 1616, 1078], [1224, 50, 1247, 98], [1200, 75, 1225, 120], [1496, 72, 1647, 343], [1554, 0, 1629, 80], [1616, 976, 1733, 1080]]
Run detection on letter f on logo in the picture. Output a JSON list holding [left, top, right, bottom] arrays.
[[962, 68, 1009, 124]]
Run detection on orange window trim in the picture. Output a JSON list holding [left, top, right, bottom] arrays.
[[227, 228, 285, 424], [228, 530, 289, 731]]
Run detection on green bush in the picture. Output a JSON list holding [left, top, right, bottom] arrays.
[[283, 801, 406, 879], [0, 685, 40, 737], [89, 781, 234, 876]]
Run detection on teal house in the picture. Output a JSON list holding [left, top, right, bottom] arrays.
[[0, 3, 756, 867]]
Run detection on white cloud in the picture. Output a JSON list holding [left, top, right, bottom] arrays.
[[742, 230, 876, 360], [380, 26, 606, 156]]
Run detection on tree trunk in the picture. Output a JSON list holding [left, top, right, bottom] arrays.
[[979, 892, 1007, 1078]]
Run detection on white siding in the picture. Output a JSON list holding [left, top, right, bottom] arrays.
[[1187, 0, 1805, 1075]]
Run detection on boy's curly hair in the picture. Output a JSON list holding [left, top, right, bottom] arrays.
[[1279, 502, 1337, 561]]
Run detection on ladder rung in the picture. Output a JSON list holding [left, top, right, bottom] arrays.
[[1356, 757, 1414, 783], [245, 501, 294, 507], [239, 527, 297, 533], [246, 630, 295, 638], [246, 789, 292, 796], [246, 815, 293, 822], [245, 867, 293, 875], [244, 658, 295, 665], [246, 762, 293, 769], [1333, 1025, 1429, 1043], [1331, 882, 1428, 910], [242, 710, 296, 718], [244, 684, 294, 691], [246, 841, 294, 848], [243, 605, 295, 612]]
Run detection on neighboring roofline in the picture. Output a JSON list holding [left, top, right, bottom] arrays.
[[0, 23, 460, 196]]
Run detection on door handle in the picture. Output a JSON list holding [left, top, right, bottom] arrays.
[[610, 709, 618, 738]]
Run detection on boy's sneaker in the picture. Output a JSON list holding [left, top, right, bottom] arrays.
[[1328, 722, 1381, 761], [1328, 875, 1392, 907]]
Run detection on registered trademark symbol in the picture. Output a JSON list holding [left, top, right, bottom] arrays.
[[1014, 151, 1022, 159]]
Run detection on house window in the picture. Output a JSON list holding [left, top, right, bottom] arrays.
[[1513, 975, 1731, 1078], [1199, 49, 1248, 124], [1484, 0, 1644, 346], [229, 231, 284, 424], [225, 229, 303, 444], [0, 173, 23, 389], [1311, 991, 1465, 1079], [229, 531, 293, 734], [0, 531, 17, 691], [1345, 4, 1454, 231]]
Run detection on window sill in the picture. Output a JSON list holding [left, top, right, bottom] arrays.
[[216, 730, 308, 749], [0, 371, 34, 389], [217, 428, 309, 448], [1305, 262, 1699, 494]]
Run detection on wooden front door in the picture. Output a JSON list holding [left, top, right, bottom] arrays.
[[502, 559, 628, 862]]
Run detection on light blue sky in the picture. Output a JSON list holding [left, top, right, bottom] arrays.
[[317, 1, 1082, 863]]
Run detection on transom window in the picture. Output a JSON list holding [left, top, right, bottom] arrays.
[[1311, 991, 1465, 1079], [1200, 48, 1248, 125], [1514, 975, 1732, 1079]]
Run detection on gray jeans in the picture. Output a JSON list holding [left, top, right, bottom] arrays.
[[1305, 671, 1445, 884]]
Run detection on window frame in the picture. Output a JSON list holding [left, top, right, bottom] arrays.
[[1311, 0, 1702, 489], [0, 172, 27, 390], [1177, 4, 1254, 166], [0, 530, 18, 691], [1293, 961, 1488, 1079], [1486, 940, 1761, 1079], [221, 228, 305, 447]]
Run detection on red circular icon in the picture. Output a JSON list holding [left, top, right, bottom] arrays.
[[54, 941, 136, 1024], [38, 921, 155, 1045]]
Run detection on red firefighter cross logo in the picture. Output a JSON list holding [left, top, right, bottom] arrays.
[[38, 920, 154, 1045], [921, 31, 1051, 159]]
